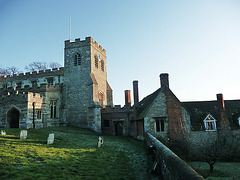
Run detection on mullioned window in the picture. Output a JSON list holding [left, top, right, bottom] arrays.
[[74, 53, 82, 66]]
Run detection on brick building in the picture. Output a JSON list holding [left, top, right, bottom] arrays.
[[101, 73, 191, 140], [101, 73, 240, 140]]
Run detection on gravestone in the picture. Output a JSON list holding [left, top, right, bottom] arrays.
[[47, 133, 54, 145], [97, 136, 104, 147], [1, 130, 6, 135], [20, 130, 28, 139]]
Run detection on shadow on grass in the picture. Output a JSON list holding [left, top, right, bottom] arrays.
[[1, 136, 47, 145], [1, 136, 19, 140], [1, 147, 135, 180]]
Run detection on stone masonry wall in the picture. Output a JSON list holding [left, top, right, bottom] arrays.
[[64, 38, 93, 127], [90, 38, 108, 106], [27, 92, 44, 129], [0, 92, 28, 128], [144, 92, 168, 139]]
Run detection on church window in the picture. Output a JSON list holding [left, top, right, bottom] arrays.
[[155, 117, 165, 132], [31, 81, 37, 86], [98, 92, 104, 107], [37, 110, 42, 120], [16, 82, 22, 88], [95, 55, 98, 68], [101, 60, 104, 72], [47, 78, 53, 86], [50, 101, 57, 118], [203, 114, 217, 131], [74, 53, 81, 66]]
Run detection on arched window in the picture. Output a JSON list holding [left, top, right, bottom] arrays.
[[98, 92, 104, 107], [74, 53, 81, 66], [50, 100, 57, 118], [101, 60, 104, 72], [95, 55, 98, 68]]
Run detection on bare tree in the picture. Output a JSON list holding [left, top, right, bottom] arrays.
[[0, 68, 8, 76], [197, 138, 221, 172], [6, 66, 21, 75], [25, 61, 62, 72], [49, 62, 62, 69], [0, 66, 21, 76], [192, 131, 240, 172], [25, 61, 48, 72]]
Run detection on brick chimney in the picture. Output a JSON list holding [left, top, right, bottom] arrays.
[[217, 93, 225, 110], [216, 93, 229, 130], [160, 73, 169, 88], [133, 81, 139, 107], [124, 90, 131, 106]]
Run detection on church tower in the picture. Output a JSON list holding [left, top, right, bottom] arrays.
[[64, 37, 113, 132]]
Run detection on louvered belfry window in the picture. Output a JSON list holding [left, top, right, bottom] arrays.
[[74, 53, 81, 66]]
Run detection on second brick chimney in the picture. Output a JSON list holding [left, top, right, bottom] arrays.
[[124, 90, 131, 106], [216, 93, 229, 130], [160, 73, 169, 88]]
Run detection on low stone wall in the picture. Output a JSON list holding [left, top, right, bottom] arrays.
[[146, 133, 204, 180]]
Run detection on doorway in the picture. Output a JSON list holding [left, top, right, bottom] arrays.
[[7, 108, 20, 128], [115, 122, 123, 136]]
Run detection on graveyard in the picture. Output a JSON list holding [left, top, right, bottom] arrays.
[[0, 127, 157, 179]]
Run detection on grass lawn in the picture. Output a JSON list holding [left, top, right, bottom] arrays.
[[0, 127, 156, 180], [188, 161, 240, 179]]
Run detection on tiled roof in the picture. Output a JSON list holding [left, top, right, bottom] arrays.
[[137, 88, 162, 119], [182, 100, 240, 130]]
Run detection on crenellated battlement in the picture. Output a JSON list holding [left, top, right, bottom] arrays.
[[101, 105, 133, 113], [1, 91, 28, 101], [0, 83, 62, 95], [65, 36, 106, 53], [0, 67, 64, 81]]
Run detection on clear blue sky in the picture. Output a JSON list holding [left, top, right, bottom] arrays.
[[1, 0, 240, 105]]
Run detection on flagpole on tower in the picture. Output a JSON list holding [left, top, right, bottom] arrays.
[[69, 16, 71, 41]]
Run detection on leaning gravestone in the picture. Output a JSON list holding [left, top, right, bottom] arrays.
[[47, 133, 54, 145], [1, 130, 6, 135], [97, 136, 104, 148], [20, 130, 28, 139]]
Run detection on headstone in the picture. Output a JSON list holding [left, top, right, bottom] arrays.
[[20, 130, 28, 139], [1, 130, 6, 135], [97, 136, 104, 147], [47, 133, 54, 145]]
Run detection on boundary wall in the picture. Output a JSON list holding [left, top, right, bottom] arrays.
[[145, 133, 204, 180]]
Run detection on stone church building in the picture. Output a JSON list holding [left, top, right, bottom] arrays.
[[0, 37, 113, 133], [1, 36, 240, 141]]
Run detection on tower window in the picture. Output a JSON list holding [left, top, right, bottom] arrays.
[[95, 55, 98, 68], [101, 60, 104, 72], [98, 92, 104, 107], [74, 53, 81, 66]]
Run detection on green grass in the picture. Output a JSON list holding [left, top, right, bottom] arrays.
[[188, 161, 240, 179], [0, 127, 154, 180]]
